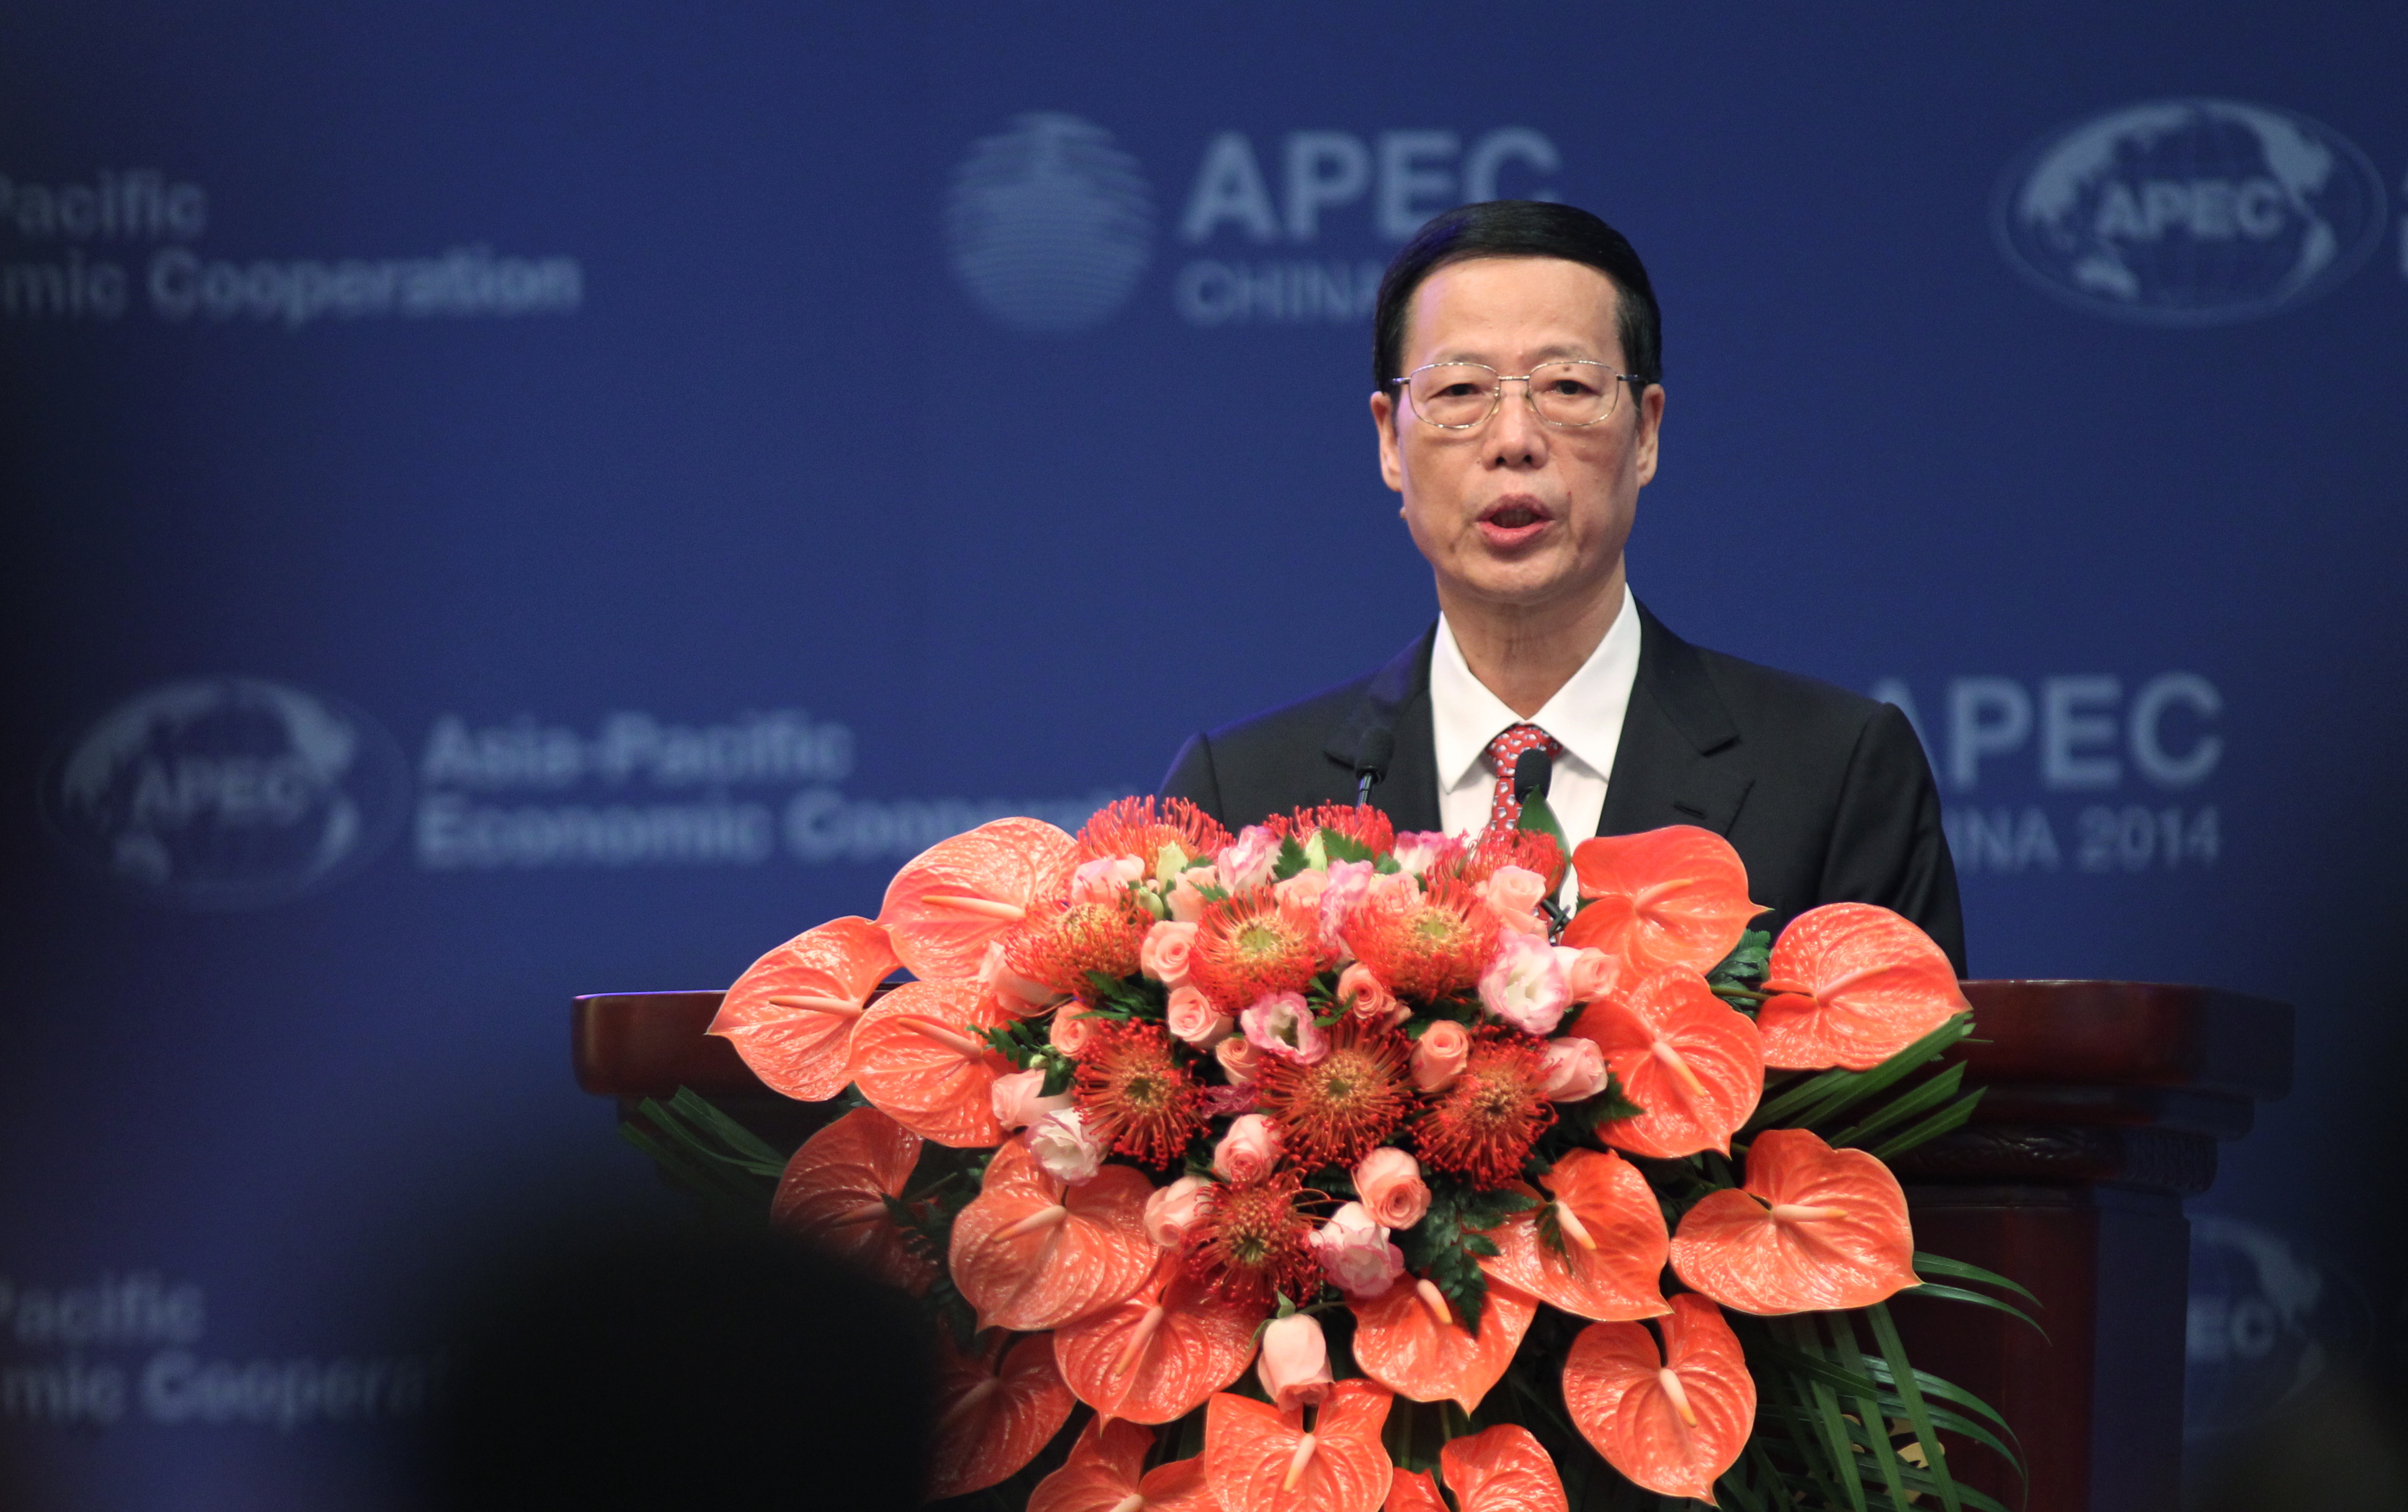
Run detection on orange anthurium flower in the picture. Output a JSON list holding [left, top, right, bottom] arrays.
[[1439, 1423, 1570, 1512], [1203, 1377, 1395, 1512], [1561, 1294, 1755, 1504], [707, 916, 899, 1102], [926, 1329, 1077, 1502], [878, 817, 1079, 981], [768, 1107, 933, 1293], [1567, 970, 1763, 1159], [1029, 1416, 1220, 1512], [846, 978, 1013, 1148], [1561, 827, 1765, 977], [1755, 902, 1968, 1071], [1670, 1128, 1920, 1314], [1348, 1274, 1537, 1414], [949, 1136, 1158, 1333], [1053, 1257, 1269, 1422], [1476, 1150, 1671, 1322], [1385, 1467, 1447, 1512]]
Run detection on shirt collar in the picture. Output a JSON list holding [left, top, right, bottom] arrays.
[[1430, 581, 1642, 791]]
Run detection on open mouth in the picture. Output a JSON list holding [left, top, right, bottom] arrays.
[[1477, 496, 1555, 544]]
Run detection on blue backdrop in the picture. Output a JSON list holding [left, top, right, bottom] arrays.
[[5, 4, 2404, 1504]]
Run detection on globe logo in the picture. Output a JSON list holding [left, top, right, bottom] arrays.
[[41, 678, 409, 908], [2184, 1218, 2366, 1440], [1995, 98, 2386, 325], [947, 112, 1155, 334]]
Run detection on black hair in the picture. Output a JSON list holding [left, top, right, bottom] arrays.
[[1371, 200, 1662, 409]]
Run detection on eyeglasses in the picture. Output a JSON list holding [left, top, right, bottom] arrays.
[[1391, 360, 1642, 430]]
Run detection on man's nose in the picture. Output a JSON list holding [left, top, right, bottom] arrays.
[[1484, 378, 1548, 468]]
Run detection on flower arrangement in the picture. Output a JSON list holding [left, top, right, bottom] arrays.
[[643, 797, 2032, 1510]]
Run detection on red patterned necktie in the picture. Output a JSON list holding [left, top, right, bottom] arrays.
[[1484, 723, 1563, 834]]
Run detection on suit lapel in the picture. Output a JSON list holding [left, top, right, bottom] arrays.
[[1323, 625, 1443, 832], [1595, 602, 1755, 838]]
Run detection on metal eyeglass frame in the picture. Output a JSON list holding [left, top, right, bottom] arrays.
[[1390, 358, 1644, 430]]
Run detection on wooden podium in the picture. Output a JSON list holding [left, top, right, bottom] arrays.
[[571, 979, 2291, 1511]]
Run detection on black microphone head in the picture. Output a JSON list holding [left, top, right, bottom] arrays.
[[1513, 748, 1553, 804], [1355, 727, 1396, 780]]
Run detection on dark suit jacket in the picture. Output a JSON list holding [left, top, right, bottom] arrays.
[[1159, 601, 1967, 974]]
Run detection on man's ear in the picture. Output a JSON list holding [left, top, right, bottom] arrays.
[[1370, 390, 1404, 493], [1632, 383, 1665, 488]]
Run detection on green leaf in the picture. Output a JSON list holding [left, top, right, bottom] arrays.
[[1391, 1180, 1535, 1335], [1272, 834, 1311, 881], [1867, 1302, 1966, 1512], [1825, 1063, 1965, 1149], [1705, 929, 1773, 990], [1319, 828, 1375, 865], [1867, 1092, 1983, 1162], [1748, 1013, 1973, 1134], [1901, 1283, 2046, 1338], [1911, 1251, 2040, 1306]]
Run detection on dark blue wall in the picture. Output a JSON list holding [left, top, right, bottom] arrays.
[[5, 4, 2402, 1504]]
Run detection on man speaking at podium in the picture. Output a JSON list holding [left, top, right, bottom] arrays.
[[1160, 200, 1966, 972]]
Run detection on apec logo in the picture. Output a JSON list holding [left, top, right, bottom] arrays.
[[40, 678, 409, 908], [1995, 98, 2386, 325], [945, 113, 1560, 333]]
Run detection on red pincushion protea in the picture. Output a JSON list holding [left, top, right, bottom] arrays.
[[1185, 1168, 1323, 1305], [1268, 802, 1396, 858], [1077, 795, 1233, 867], [1254, 1021, 1416, 1170], [1452, 827, 1568, 893], [1072, 1020, 1209, 1168], [1345, 876, 1499, 1003], [1004, 893, 1152, 997], [1188, 893, 1328, 1014], [1414, 1031, 1557, 1188]]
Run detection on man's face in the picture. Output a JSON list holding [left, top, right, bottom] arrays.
[[1370, 256, 1664, 618]]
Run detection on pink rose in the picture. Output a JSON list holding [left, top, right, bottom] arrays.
[[1216, 826, 1279, 893], [1391, 831, 1456, 876], [1273, 868, 1332, 912], [1026, 1108, 1106, 1185], [1410, 1018, 1473, 1093], [1212, 1113, 1282, 1183], [1539, 1036, 1610, 1102], [1048, 1005, 1095, 1056], [1069, 853, 1146, 905], [1352, 1148, 1431, 1231], [1479, 930, 1571, 1036], [990, 1067, 1073, 1130], [980, 938, 1060, 1016], [1337, 962, 1401, 1026], [1167, 863, 1220, 923], [1559, 946, 1622, 1003], [1478, 864, 1551, 936], [1254, 1313, 1333, 1413], [1166, 985, 1234, 1048], [1242, 991, 1330, 1066], [1215, 1032, 1265, 1084], [1144, 1175, 1211, 1250], [1314, 1201, 1406, 1298], [1139, 920, 1199, 987]]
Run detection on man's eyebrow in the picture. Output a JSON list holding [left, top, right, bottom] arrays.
[[1424, 342, 1607, 366]]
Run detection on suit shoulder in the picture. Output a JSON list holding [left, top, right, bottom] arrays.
[[1685, 641, 1889, 748], [1191, 670, 1377, 762]]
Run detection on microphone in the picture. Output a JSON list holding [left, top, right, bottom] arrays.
[[1354, 727, 1396, 805], [1513, 748, 1553, 809]]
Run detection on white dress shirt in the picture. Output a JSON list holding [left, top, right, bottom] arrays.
[[1430, 582, 1642, 845]]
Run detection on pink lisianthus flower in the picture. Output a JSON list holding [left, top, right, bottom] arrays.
[[1026, 1107, 1106, 1185], [1479, 930, 1571, 1036], [990, 1067, 1073, 1130], [1166, 863, 1220, 924], [1410, 1018, 1472, 1093], [1069, 853, 1147, 905], [1315, 859, 1378, 960], [1255, 1313, 1334, 1413], [1478, 864, 1551, 937], [1216, 826, 1280, 893], [1212, 1113, 1282, 1183], [1391, 831, 1456, 877], [1538, 1035, 1611, 1102], [1138, 919, 1199, 987], [1165, 984, 1235, 1048], [1351, 1148, 1431, 1231], [1242, 990, 1330, 1065], [1144, 1174, 1211, 1250], [1314, 1201, 1406, 1298]]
